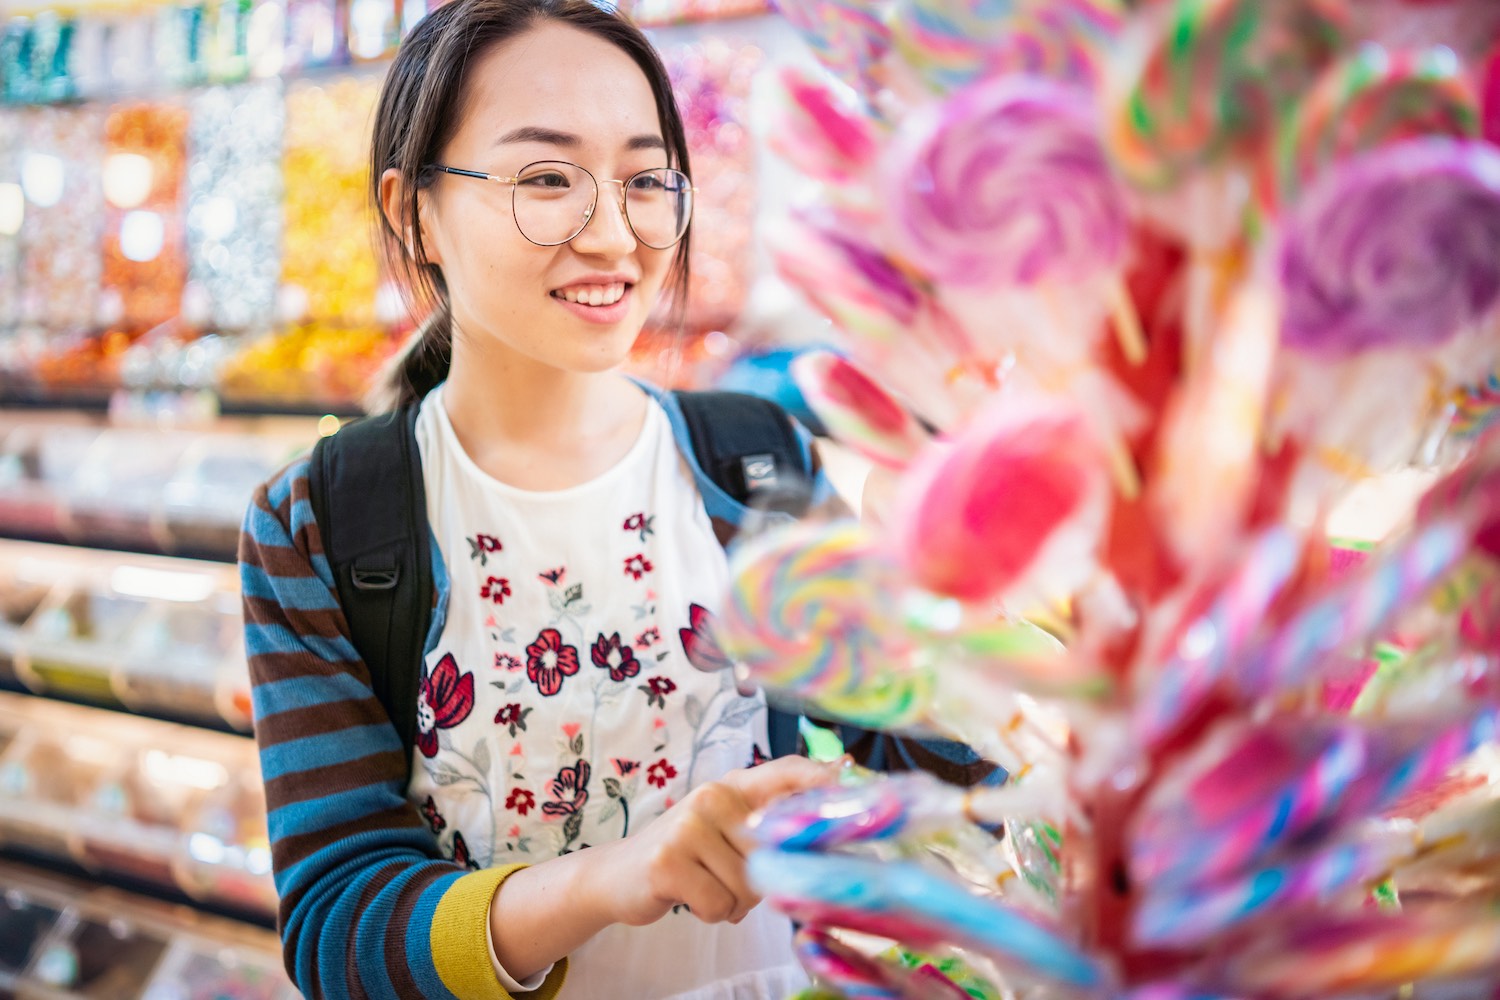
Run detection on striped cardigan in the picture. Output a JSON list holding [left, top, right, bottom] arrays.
[[240, 384, 992, 1000]]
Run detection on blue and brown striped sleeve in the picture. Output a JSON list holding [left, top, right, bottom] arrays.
[[240, 459, 566, 1000]]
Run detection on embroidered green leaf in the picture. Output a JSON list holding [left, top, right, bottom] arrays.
[[563, 811, 583, 845], [570, 731, 585, 756], [564, 583, 583, 605], [471, 739, 491, 775], [603, 778, 622, 799], [684, 695, 705, 729]]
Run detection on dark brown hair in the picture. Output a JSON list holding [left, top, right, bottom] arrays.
[[369, 0, 692, 409]]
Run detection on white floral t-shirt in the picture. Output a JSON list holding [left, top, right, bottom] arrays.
[[409, 384, 806, 1000]]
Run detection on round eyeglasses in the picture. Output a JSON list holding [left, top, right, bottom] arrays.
[[428, 160, 695, 250]]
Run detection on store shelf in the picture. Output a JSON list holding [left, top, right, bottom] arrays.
[[0, 858, 291, 999]]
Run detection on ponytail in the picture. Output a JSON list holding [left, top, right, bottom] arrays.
[[366, 302, 453, 412]]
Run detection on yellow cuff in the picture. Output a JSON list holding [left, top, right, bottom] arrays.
[[431, 865, 570, 1000]]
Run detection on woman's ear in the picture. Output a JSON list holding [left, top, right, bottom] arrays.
[[380, 168, 443, 267]]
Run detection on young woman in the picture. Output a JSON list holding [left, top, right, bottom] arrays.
[[239, 2, 854, 997]]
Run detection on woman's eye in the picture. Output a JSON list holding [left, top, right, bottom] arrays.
[[521, 172, 571, 189], [629, 174, 667, 192]]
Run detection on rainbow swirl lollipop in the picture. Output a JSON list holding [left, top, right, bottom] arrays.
[[717, 522, 933, 730], [1279, 138, 1500, 357], [1277, 44, 1480, 206]]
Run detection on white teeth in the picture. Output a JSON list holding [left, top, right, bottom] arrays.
[[556, 283, 626, 306]]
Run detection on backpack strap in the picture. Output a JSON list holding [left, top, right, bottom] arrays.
[[308, 404, 432, 779], [673, 389, 813, 517]]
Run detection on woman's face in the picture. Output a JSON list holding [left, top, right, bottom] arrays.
[[418, 22, 678, 375]]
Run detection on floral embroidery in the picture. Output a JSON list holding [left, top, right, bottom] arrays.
[[646, 758, 677, 789], [613, 759, 640, 777], [495, 653, 522, 672], [639, 675, 677, 709], [749, 744, 771, 768], [680, 603, 732, 673], [480, 576, 511, 605], [622, 512, 655, 542], [623, 553, 653, 580], [591, 631, 641, 682], [467, 534, 503, 566], [526, 628, 580, 697], [538, 567, 566, 586], [505, 788, 536, 816], [635, 627, 660, 650], [494, 702, 532, 737], [450, 831, 480, 870], [417, 653, 475, 758], [543, 760, 591, 816], [421, 796, 446, 834]]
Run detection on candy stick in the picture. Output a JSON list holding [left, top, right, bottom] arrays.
[[791, 351, 931, 470], [750, 850, 1108, 990], [1225, 907, 1500, 996], [1234, 517, 1471, 699], [1132, 527, 1305, 747], [1276, 44, 1479, 208], [772, 0, 893, 102], [1133, 822, 1420, 948]]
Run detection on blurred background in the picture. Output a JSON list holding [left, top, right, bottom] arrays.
[[0, 0, 1488, 996]]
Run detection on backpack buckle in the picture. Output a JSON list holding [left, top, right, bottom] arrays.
[[352, 566, 400, 591]]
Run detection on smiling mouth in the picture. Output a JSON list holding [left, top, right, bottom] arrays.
[[551, 282, 630, 307]]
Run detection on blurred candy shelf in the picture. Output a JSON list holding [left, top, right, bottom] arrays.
[[0, 858, 292, 1000]]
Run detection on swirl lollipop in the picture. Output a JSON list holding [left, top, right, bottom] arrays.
[[717, 522, 933, 730], [887, 0, 1016, 96], [885, 77, 1127, 289], [1276, 44, 1480, 207], [791, 351, 931, 470], [772, 0, 892, 100], [1280, 138, 1500, 356]]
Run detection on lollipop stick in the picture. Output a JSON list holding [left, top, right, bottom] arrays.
[[1108, 278, 1148, 367]]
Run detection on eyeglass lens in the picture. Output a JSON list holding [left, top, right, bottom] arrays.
[[512, 161, 692, 249]]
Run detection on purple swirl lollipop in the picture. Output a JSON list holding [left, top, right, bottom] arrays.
[[1280, 138, 1500, 356], [883, 76, 1129, 288]]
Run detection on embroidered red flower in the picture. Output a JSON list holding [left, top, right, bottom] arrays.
[[526, 628, 580, 697], [539, 567, 566, 586], [635, 627, 660, 650], [421, 795, 446, 833], [680, 603, 732, 673], [494, 702, 532, 737], [613, 758, 640, 777], [450, 831, 480, 870], [495, 653, 521, 672], [639, 674, 677, 709], [416, 653, 475, 758], [591, 631, 641, 682], [542, 760, 591, 817], [505, 788, 536, 816], [467, 534, 503, 566], [480, 576, 511, 605], [750, 744, 770, 768], [623, 512, 655, 541], [623, 553, 653, 580], [646, 758, 677, 789]]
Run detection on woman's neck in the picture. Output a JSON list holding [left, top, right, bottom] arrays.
[[439, 327, 649, 491]]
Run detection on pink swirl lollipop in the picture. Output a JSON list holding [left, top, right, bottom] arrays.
[[791, 351, 930, 470], [884, 77, 1129, 289], [772, 0, 892, 99], [1279, 138, 1500, 356]]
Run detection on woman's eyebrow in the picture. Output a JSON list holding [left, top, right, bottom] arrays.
[[495, 127, 666, 152]]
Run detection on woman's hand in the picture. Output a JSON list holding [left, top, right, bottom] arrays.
[[595, 755, 839, 927]]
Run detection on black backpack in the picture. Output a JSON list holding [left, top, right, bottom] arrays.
[[307, 391, 814, 781]]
